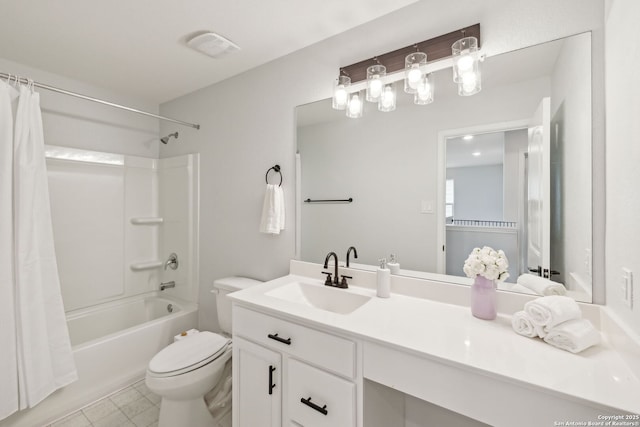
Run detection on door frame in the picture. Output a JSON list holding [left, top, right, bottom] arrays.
[[436, 119, 529, 274]]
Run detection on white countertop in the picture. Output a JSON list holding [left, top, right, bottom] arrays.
[[230, 273, 640, 415]]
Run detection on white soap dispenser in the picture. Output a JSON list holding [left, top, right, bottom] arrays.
[[377, 258, 391, 298], [388, 253, 400, 275]]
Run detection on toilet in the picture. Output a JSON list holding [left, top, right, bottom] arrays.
[[146, 277, 262, 427]]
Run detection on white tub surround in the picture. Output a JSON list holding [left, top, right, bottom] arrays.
[[229, 260, 640, 427], [45, 146, 200, 311]]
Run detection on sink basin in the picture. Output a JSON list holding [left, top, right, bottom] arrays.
[[266, 281, 371, 314]]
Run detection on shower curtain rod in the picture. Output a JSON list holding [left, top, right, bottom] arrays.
[[0, 72, 200, 129]]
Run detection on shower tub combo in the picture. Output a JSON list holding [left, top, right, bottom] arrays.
[[0, 147, 201, 427], [5, 293, 197, 427]]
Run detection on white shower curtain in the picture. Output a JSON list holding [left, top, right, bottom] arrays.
[[1, 80, 77, 421], [0, 80, 19, 421]]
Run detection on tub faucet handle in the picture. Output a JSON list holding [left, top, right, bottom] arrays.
[[164, 253, 179, 270]]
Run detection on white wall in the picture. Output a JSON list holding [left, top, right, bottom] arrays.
[[605, 0, 640, 332], [158, 0, 604, 331], [0, 57, 160, 158], [447, 165, 504, 221]]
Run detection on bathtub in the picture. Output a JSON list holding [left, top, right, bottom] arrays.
[[2, 293, 197, 427]]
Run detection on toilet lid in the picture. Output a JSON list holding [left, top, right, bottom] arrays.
[[148, 331, 230, 375]]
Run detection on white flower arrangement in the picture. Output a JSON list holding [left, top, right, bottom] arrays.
[[463, 246, 510, 281]]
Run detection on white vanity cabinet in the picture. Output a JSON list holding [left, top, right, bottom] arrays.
[[232, 305, 359, 427]]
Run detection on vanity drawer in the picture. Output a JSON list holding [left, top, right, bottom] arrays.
[[287, 359, 355, 427], [233, 306, 356, 378]]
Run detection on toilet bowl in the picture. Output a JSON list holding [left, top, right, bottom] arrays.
[[145, 276, 263, 427], [146, 331, 231, 427]]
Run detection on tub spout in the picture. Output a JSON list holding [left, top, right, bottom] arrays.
[[160, 281, 175, 291]]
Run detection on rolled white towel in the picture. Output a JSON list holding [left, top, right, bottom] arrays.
[[524, 295, 582, 330], [543, 319, 600, 353], [517, 274, 567, 296], [509, 283, 538, 296], [511, 311, 538, 338]]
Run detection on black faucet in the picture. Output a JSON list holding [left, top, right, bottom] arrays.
[[346, 246, 358, 267], [323, 252, 340, 287], [323, 251, 351, 288]]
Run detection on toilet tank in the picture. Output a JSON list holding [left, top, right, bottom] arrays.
[[213, 276, 263, 335]]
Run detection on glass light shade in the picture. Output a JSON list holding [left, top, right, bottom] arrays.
[[404, 52, 427, 94], [366, 64, 386, 102], [414, 74, 434, 105], [346, 91, 364, 118], [378, 84, 396, 112], [332, 75, 351, 110], [452, 37, 479, 83], [457, 69, 481, 96]]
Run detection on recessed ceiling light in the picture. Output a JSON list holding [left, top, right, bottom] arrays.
[[463, 135, 474, 141], [187, 32, 240, 59], [472, 151, 481, 156]]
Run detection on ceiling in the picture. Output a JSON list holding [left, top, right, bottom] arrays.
[[0, 0, 417, 104]]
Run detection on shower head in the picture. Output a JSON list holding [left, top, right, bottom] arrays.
[[160, 132, 179, 144]]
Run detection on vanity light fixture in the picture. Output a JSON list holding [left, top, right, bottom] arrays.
[[331, 24, 481, 118]]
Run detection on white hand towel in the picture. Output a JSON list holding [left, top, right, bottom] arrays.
[[524, 295, 582, 330], [511, 311, 538, 338], [543, 319, 600, 353], [517, 273, 567, 296], [259, 184, 285, 234]]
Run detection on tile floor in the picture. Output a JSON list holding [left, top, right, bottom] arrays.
[[46, 380, 160, 427]]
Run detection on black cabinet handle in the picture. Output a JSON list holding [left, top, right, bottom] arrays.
[[268, 365, 276, 395], [267, 333, 291, 345], [300, 397, 328, 415]]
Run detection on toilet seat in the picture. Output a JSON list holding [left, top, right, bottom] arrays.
[[148, 331, 230, 378]]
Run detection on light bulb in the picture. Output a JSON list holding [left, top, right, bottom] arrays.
[[417, 81, 431, 100], [461, 72, 478, 93], [378, 85, 396, 112], [381, 91, 393, 108], [457, 55, 474, 72], [407, 66, 422, 89], [334, 86, 347, 108], [349, 94, 361, 113], [369, 78, 383, 98], [346, 92, 363, 118], [332, 75, 351, 110]]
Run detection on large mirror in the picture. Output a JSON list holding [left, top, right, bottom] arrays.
[[296, 32, 592, 302]]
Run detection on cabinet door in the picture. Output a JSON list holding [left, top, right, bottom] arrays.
[[233, 337, 281, 427]]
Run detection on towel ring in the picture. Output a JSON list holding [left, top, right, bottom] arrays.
[[265, 165, 282, 187]]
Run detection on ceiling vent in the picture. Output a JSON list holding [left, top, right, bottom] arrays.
[[187, 32, 240, 59]]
